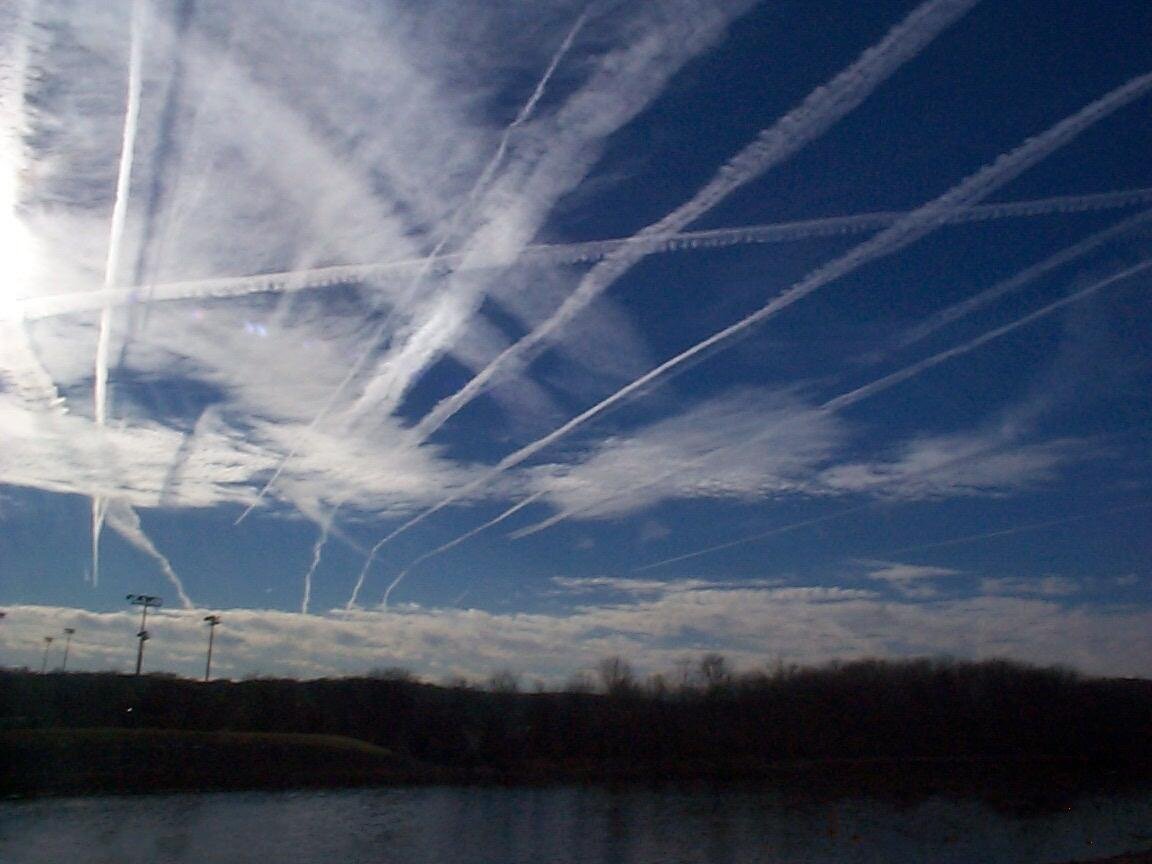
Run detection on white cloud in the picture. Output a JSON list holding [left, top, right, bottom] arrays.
[[866, 563, 959, 583], [4, 578, 1150, 682], [522, 390, 843, 523], [0, 0, 752, 530], [980, 576, 1082, 598], [818, 428, 1072, 499], [863, 562, 961, 598]]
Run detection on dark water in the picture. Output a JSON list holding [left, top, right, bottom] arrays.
[[0, 786, 1149, 864]]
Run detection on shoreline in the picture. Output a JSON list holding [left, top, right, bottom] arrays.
[[5, 728, 1150, 813]]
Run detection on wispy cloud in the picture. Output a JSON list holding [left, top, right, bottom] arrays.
[[818, 429, 1072, 499], [980, 576, 1082, 598], [519, 390, 842, 524]]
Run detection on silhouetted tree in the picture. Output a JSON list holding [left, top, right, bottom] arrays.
[[597, 656, 635, 695]]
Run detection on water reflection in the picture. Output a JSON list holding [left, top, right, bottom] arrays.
[[0, 786, 1148, 864]]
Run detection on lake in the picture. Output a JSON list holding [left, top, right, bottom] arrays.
[[1, 786, 1149, 863]]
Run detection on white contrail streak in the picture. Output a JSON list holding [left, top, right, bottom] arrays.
[[90, 0, 146, 587], [348, 72, 1152, 582], [883, 501, 1152, 555], [372, 491, 545, 609], [635, 257, 1152, 571], [300, 517, 331, 615], [506, 506, 580, 540], [511, 233, 1152, 541], [337, 7, 590, 427], [464, 8, 589, 211], [237, 9, 589, 523], [634, 504, 879, 573], [14, 186, 1152, 323], [105, 500, 194, 609], [891, 206, 1152, 351], [412, 0, 983, 441], [823, 257, 1152, 413], [95, 0, 145, 427]]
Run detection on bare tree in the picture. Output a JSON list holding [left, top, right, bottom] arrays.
[[487, 670, 521, 693], [699, 653, 732, 690], [597, 656, 635, 695]]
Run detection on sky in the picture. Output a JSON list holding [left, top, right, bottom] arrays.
[[0, 0, 1150, 684]]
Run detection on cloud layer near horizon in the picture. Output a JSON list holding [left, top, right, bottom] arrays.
[[5, 567, 1150, 681]]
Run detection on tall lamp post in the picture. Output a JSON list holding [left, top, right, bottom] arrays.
[[126, 594, 162, 675], [61, 627, 76, 671], [40, 636, 54, 674], [203, 614, 221, 682]]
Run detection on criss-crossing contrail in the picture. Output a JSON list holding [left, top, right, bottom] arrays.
[[345, 72, 1152, 603], [491, 253, 1152, 548], [236, 7, 592, 524], [634, 257, 1152, 571], [342, 7, 591, 424], [346, 72, 1152, 603], [11, 185, 1152, 324], [411, 0, 984, 442], [91, 0, 146, 588]]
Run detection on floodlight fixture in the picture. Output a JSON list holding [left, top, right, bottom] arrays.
[[203, 614, 221, 682], [126, 594, 162, 675]]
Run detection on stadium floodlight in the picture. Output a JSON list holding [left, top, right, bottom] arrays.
[[61, 627, 76, 671], [203, 615, 221, 682], [126, 594, 162, 675]]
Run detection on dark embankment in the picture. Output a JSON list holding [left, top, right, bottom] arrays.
[[2, 658, 1151, 804], [0, 728, 425, 796]]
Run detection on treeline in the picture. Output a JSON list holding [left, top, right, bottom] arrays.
[[3, 657, 1152, 786]]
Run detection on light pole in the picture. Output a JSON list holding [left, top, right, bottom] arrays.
[[126, 594, 162, 675], [61, 628, 76, 671], [203, 614, 221, 682], [40, 636, 54, 674]]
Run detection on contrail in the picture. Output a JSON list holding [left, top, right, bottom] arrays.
[[349, 72, 1152, 577], [105, 500, 194, 609], [337, 7, 591, 428], [464, 7, 589, 211], [91, 0, 146, 587], [890, 206, 1152, 352], [506, 505, 583, 540], [14, 186, 1152, 323], [433, 214, 1152, 546], [237, 8, 589, 523], [823, 257, 1152, 413], [371, 491, 545, 609], [884, 501, 1152, 555], [412, 0, 984, 441], [95, 0, 146, 427], [634, 504, 880, 573], [300, 517, 331, 615], [633, 257, 1152, 571]]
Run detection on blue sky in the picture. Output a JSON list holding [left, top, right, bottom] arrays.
[[0, 0, 1149, 682]]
